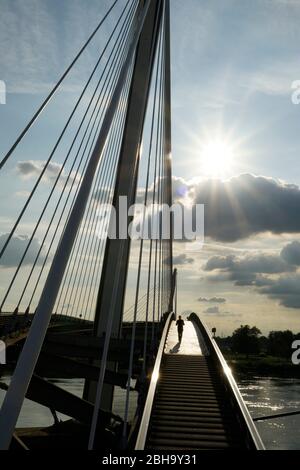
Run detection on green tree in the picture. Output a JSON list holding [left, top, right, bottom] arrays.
[[268, 330, 294, 358], [231, 325, 261, 356]]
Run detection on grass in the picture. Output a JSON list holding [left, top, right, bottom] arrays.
[[224, 353, 300, 378]]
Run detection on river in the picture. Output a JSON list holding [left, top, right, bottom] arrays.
[[238, 376, 300, 450], [0, 374, 300, 449]]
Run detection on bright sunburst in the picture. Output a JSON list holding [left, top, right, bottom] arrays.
[[200, 139, 234, 178]]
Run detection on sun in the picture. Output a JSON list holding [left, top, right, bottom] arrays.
[[200, 139, 234, 178]]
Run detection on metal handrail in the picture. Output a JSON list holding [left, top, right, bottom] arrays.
[[190, 312, 265, 450], [135, 311, 174, 450]]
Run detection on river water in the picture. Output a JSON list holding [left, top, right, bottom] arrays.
[[1, 375, 300, 449], [238, 376, 300, 450]]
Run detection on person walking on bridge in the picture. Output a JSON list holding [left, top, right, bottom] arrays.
[[176, 315, 185, 343]]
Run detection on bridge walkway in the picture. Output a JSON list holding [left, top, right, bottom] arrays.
[[136, 316, 264, 451]]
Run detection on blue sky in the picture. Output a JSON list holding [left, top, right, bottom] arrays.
[[171, 0, 300, 183], [1, 0, 300, 334]]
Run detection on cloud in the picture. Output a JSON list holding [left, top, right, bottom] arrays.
[[258, 274, 300, 309], [136, 176, 193, 205], [202, 306, 239, 317], [189, 174, 300, 242], [281, 241, 300, 266], [204, 240, 300, 309], [17, 160, 81, 189], [136, 174, 300, 243], [125, 172, 300, 245], [198, 297, 226, 303], [246, 57, 300, 96], [173, 254, 194, 265], [0, 233, 46, 267], [204, 252, 295, 287], [14, 191, 31, 198], [203, 306, 220, 314]]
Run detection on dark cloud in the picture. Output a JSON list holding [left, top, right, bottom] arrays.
[[191, 174, 300, 242], [18, 160, 60, 180], [257, 274, 300, 309], [281, 241, 300, 266], [173, 254, 194, 265], [203, 306, 220, 314], [204, 252, 294, 286], [17, 160, 80, 188], [198, 297, 226, 303], [0, 233, 46, 267], [96, 173, 300, 244], [205, 255, 235, 271], [202, 306, 239, 317], [204, 241, 300, 309], [135, 174, 300, 244], [97, 173, 300, 244]]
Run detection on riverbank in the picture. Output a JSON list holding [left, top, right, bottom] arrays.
[[224, 353, 300, 378]]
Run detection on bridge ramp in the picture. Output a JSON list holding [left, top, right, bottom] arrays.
[[146, 321, 246, 450]]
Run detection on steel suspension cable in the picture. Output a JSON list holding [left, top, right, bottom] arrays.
[[123, 287, 156, 322], [56, 100, 123, 318], [0, 0, 121, 171], [66, 67, 133, 320], [122, 13, 164, 440], [0, 0, 134, 263], [17, 23, 134, 311], [141, 24, 164, 371], [61, 108, 123, 318], [88, 1, 165, 449], [151, 23, 165, 342], [159, 36, 166, 322], [51, 7, 138, 316], [80, 69, 134, 322], [1, 0, 137, 313], [24, 1, 138, 313], [0, 0, 153, 450], [54, 9, 137, 319]]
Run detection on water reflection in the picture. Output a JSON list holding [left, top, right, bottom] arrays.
[[0, 375, 137, 429], [1, 373, 300, 449], [0, 375, 85, 428], [238, 376, 300, 450]]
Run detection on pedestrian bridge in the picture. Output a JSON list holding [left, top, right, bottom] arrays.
[[135, 313, 264, 450]]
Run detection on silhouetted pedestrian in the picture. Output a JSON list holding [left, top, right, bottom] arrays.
[[176, 315, 185, 342]]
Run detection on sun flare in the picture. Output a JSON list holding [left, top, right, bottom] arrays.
[[200, 139, 234, 178]]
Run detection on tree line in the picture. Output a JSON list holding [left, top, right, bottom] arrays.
[[216, 325, 300, 358]]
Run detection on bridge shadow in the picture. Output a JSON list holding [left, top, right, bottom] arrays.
[[169, 342, 181, 354]]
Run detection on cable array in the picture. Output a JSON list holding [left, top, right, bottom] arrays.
[[0, 0, 139, 319]]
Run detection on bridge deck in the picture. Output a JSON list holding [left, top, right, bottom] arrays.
[[145, 319, 248, 450], [164, 320, 207, 355]]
